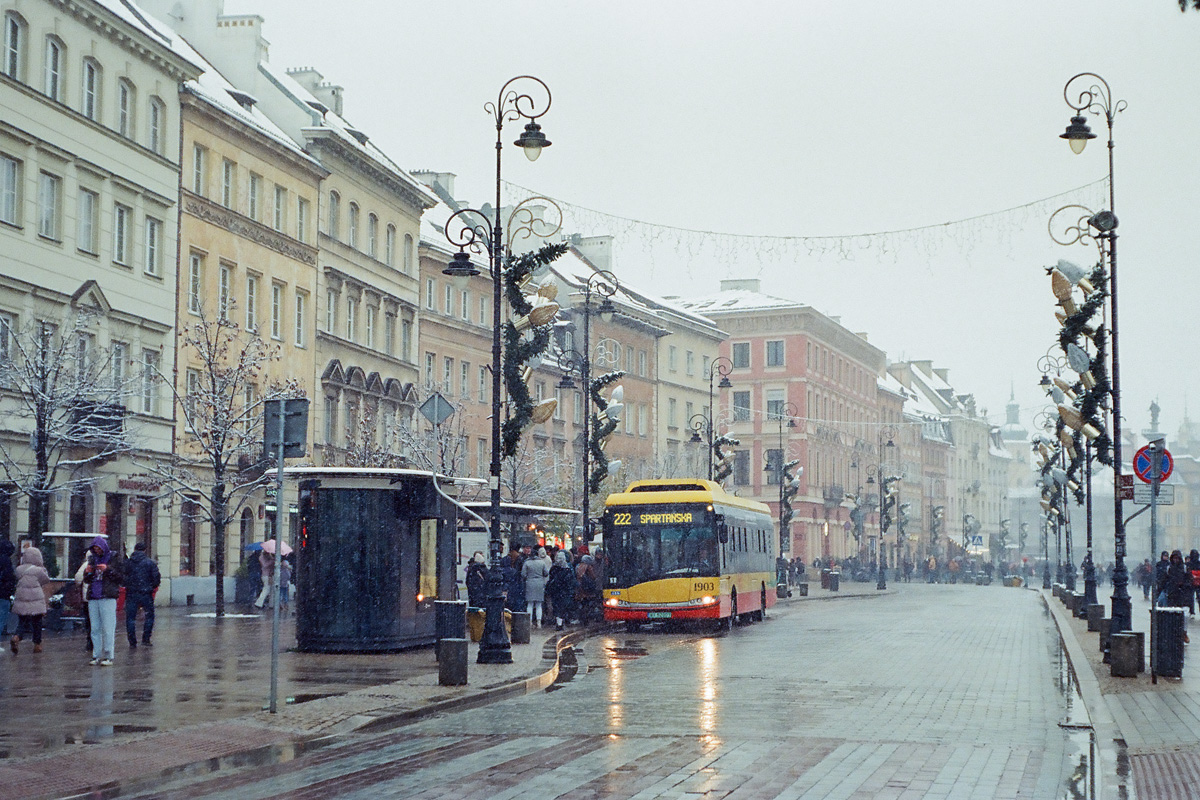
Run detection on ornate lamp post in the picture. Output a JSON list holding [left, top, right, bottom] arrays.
[[866, 425, 897, 590], [764, 401, 798, 554], [555, 271, 619, 548], [1058, 71, 1131, 634], [442, 76, 556, 665], [689, 356, 734, 481]]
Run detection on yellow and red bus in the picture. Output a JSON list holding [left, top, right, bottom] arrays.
[[601, 479, 776, 630]]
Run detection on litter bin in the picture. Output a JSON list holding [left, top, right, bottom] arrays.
[[821, 569, 831, 589], [1153, 607, 1186, 678], [435, 600, 467, 662], [829, 571, 840, 592]]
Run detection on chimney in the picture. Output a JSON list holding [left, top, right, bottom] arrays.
[[720, 279, 760, 292], [287, 67, 344, 116]]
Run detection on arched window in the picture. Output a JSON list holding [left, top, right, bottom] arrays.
[[403, 233, 414, 274], [43, 36, 63, 101], [148, 96, 165, 154], [327, 190, 340, 239], [81, 58, 100, 120], [385, 224, 396, 267], [367, 213, 378, 258], [3, 13, 26, 81], [117, 78, 135, 137], [348, 202, 359, 249]]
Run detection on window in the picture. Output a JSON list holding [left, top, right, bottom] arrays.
[[0, 312, 12, 366], [192, 145, 206, 195], [110, 341, 127, 396], [733, 450, 750, 486], [426, 278, 435, 310], [367, 213, 378, 257], [574, 391, 583, 424], [141, 350, 159, 414], [766, 388, 786, 420], [221, 159, 235, 207], [401, 319, 412, 360], [424, 352, 435, 388], [327, 191, 339, 238], [477, 439, 487, 478], [638, 350, 647, 377], [347, 202, 359, 248], [3, 13, 23, 80], [461, 291, 470, 321], [731, 342, 750, 369], [443, 357, 454, 393], [480, 295, 488, 324], [76, 188, 98, 252], [247, 173, 260, 220], [443, 284, 452, 317], [461, 362, 470, 400], [685, 350, 694, 376], [404, 233, 414, 273], [273, 185, 286, 231], [668, 397, 677, 427], [294, 291, 306, 346], [385, 224, 396, 267], [144, 217, 161, 275], [638, 404, 647, 436], [668, 346, 677, 372], [365, 305, 375, 348], [73, 331, 93, 382], [112, 204, 130, 264], [702, 356, 710, 380], [218, 264, 231, 319], [270, 283, 282, 339], [478, 367, 487, 403], [345, 297, 357, 341], [323, 396, 338, 446], [117, 80, 134, 137], [148, 97, 164, 154], [245, 274, 258, 331], [296, 197, 309, 243], [325, 289, 336, 331], [184, 368, 202, 419], [384, 313, 395, 356], [766, 340, 784, 367], [82, 59, 101, 121], [625, 348, 633, 375], [187, 253, 203, 313], [733, 390, 751, 422], [43, 37, 62, 101], [0, 154, 19, 225], [37, 171, 60, 240]]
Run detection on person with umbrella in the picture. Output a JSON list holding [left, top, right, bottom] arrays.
[[250, 539, 291, 609]]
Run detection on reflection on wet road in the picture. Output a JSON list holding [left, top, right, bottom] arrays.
[[126, 585, 1097, 799]]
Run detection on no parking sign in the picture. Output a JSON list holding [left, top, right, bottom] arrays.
[[1133, 445, 1173, 484]]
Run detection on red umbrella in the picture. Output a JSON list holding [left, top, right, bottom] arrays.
[[258, 539, 292, 556]]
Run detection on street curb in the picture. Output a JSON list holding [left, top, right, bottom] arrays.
[[49, 627, 603, 800]]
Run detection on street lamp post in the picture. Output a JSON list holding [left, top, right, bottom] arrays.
[[556, 271, 618, 549], [1059, 71, 1131, 634], [766, 401, 798, 554], [867, 425, 897, 591], [442, 76, 554, 665], [689, 356, 734, 481]]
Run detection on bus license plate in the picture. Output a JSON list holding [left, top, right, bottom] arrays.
[[647, 611, 671, 620]]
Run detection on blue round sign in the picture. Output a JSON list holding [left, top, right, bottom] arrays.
[[1133, 445, 1173, 484]]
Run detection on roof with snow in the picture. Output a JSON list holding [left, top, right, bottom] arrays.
[[676, 287, 802, 314]]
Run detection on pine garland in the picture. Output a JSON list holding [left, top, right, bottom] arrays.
[[587, 371, 624, 494]]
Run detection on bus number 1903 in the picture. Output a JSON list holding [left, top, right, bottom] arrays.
[[693, 581, 716, 592]]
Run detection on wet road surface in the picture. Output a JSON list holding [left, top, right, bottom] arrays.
[[116, 584, 1096, 799]]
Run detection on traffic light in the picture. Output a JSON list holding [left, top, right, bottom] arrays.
[[501, 244, 567, 458]]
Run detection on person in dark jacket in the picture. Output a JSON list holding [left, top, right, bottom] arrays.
[[546, 551, 577, 631], [465, 552, 488, 608], [1186, 549, 1200, 616], [124, 542, 160, 647], [504, 545, 525, 613], [0, 539, 16, 637], [1164, 550, 1191, 609], [83, 536, 123, 666], [575, 554, 601, 624], [1154, 551, 1171, 601]]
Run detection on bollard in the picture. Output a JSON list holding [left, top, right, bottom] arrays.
[[438, 638, 468, 686], [797, 582, 809, 597], [1086, 604, 1105, 632], [186, 594, 195, 606], [510, 611, 531, 644], [1152, 608, 1185, 678], [1110, 633, 1140, 678], [434, 601, 468, 662], [1097, 617, 1111, 653], [1131, 631, 1145, 672], [821, 569, 831, 589], [1073, 594, 1088, 619], [829, 571, 840, 592]]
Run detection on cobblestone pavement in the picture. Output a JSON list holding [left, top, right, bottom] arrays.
[[116, 584, 1089, 800]]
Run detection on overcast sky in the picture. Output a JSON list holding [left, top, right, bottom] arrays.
[[228, 0, 1200, 444]]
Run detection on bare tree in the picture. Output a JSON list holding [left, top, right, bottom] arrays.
[[501, 439, 568, 508], [383, 394, 469, 475], [147, 302, 300, 617], [0, 309, 138, 559]]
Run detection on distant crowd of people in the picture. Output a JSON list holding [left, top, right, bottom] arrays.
[[466, 543, 605, 631]]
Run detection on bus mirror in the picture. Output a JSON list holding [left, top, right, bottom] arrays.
[[717, 519, 729, 544]]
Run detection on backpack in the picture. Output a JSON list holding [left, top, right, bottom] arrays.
[[1190, 569, 1200, 588]]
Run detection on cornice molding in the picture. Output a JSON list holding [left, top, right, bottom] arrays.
[[304, 131, 436, 213], [183, 191, 318, 266]]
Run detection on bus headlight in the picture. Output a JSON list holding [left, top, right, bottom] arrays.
[[699, 596, 715, 605], [605, 597, 620, 607]]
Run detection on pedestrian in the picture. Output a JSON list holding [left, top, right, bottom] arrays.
[[83, 536, 123, 666], [0, 539, 16, 638], [1136, 558, 1152, 600], [465, 552, 488, 608], [1164, 550, 1191, 608], [523, 547, 550, 627], [504, 544, 526, 613], [575, 554, 601, 624], [278, 556, 292, 614], [254, 547, 274, 609], [10, 544, 49, 654], [1186, 549, 1200, 616], [124, 542, 160, 648], [546, 551, 576, 631], [1154, 551, 1171, 604]]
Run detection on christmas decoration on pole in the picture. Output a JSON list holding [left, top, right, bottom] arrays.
[[588, 372, 624, 494]]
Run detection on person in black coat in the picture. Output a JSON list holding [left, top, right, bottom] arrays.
[[465, 552, 488, 608], [546, 551, 577, 631], [1186, 549, 1200, 616], [0, 539, 16, 637], [124, 543, 160, 647], [1164, 550, 1191, 608]]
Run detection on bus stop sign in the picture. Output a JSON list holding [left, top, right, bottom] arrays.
[[1133, 445, 1173, 484]]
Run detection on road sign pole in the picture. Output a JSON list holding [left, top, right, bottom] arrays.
[[1148, 439, 1163, 684]]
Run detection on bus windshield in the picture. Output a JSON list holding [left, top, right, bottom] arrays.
[[606, 507, 719, 586]]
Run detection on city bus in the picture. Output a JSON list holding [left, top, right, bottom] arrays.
[[601, 479, 776, 631]]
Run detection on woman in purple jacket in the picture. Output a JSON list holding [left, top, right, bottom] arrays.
[[82, 537, 123, 666]]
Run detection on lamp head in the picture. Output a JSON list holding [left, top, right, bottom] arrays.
[[1060, 115, 1096, 154], [557, 374, 575, 390], [597, 297, 616, 323], [442, 250, 481, 290], [717, 375, 733, 389], [1088, 210, 1118, 233], [514, 121, 551, 161], [690, 428, 704, 444]]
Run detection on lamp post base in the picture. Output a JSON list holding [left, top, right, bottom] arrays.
[[476, 591, 512, 664], [1042, 563, 1052, 590]]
